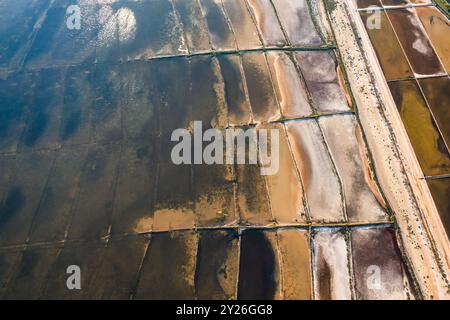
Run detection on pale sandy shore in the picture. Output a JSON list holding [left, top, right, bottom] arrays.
[[329, 0, 449, 299]]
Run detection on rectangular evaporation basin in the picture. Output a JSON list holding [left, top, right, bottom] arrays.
[[110, 140, 156, 235], [286, 120, 345, 223], [245, 0, 287, 47], [312, 228, 352, 300], [427, 178, 450, 239], [172, 0, 211, 53], [0, 72, 33, 153], [118, 0, 187, 60], [0, 250, 23, 298], [236, 160, 273, 226], [237, 230, 282, 299], [259, 123, 307, 225], [42, 241, 105, 299], [217, 55, 252, 126], [266, 51, 312, 119], [271, 0, 323, 47], [277, 229, 312, 299], [153, 162, 195, 232], [4, 246, 59, 299], [294, 51, 350, 114], [198, 0, 236, 51], [386, 8, 445, 77], [241, 52, 281, 123], [318, 115, 388, 223], [389, 80, 450, 176], [416, 7, 450, 73], [193, 161, 236, 228], [28, 146, 88, 243], [222, 0, 262, 50], [0, 0, 51, 69], [350, 227, 417, 299], [61, 67, 94, 146], [0, 150, 56, 246], [86, 236, 148, 299], [19, 69, 65, 151], [195, 230, 239, 299], [135, 231, 198, 299], [359, 10, 413, 81], [24, 3, 96, 69], [418, 76, 450, 150], [66, 143, 122, 240]]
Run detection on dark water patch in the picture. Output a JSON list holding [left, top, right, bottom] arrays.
[[4, 246, 59, 299], [190, 56, 222, 128], [0, 187, 25, 227], [356, 0, 382, 8], [237, 230, 276, 300], [21, 69, 64, 149], [199, 0, 236, 50], [427, 178, 450, 239], [0, 151, 54, 246], [135, 231, 197, 299], [387, 9, 445, 76], [317, 255, 332, 300], [241, 52, 279, 122], [0, 155, 16, 203], [24, 2, 97, 68], [61, 67, 94, 145], [62, 110, 81, 141], [0, 0, 50, 68], [382, 0, 409, 6], [195, 230, 239, 299], [218, 55, 251, 125], [0, 73, 33, 152]]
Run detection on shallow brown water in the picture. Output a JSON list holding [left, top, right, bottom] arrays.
[[195, 230, 239, 299], [278, 229, 312, 299], [418, 76, 450, 150], [136, 231, 197, 299], [360, 11, 413, 81], [241, 52, 280, 122], [389, 80, 450, 176]]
